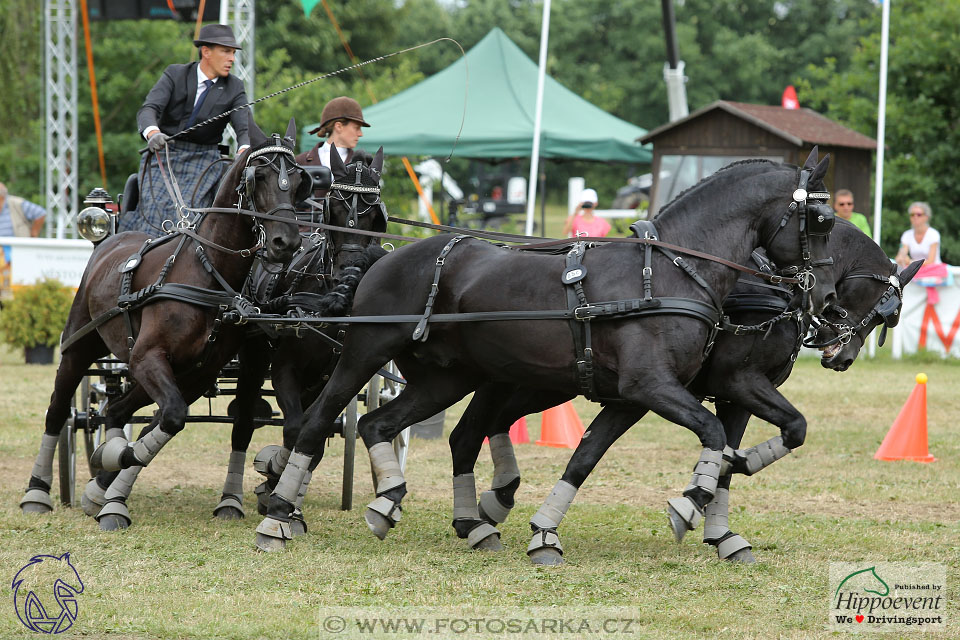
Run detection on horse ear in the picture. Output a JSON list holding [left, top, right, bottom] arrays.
[[899, 259, 924, 286], [284, 118, 297, 148], [248, 112, 268, 147], [803, 146, 820, 170], [812, 153, 830, 183], [371, 146, 384, 175], [329, 142, 347, 179]]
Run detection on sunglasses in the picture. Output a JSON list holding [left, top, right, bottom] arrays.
[[910, 212, 927, 218], [836, 202, 854, 206]]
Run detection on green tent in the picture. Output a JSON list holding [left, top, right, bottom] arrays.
[[301, 28, 651, 162]]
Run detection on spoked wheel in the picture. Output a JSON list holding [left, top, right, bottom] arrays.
[[57, 377, 90, 507]]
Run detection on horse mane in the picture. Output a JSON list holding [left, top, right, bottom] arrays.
[[658, 158, 782, 216], [317, 245, 388, 316]]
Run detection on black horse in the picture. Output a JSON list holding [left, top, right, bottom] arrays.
[[253, 150, 839, 552], [77, 146, 387, 530], [448, 220, 923, 563], [220, 147, 388, 527], [21, 118, 305, 518]]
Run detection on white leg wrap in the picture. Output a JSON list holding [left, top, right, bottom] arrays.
[[131, 426, 172, 466], [453, 474, 480, 520], [294, 469, 312, 509], [256, 516, 294, 541], [683, 448, 723, 497], [254, 445, 289, 478], [222, 450, 246, 497], [82, 478, 107, 516], [527, 529, 563, 555], [703, 487, 731, 541], [719, 445, 737, 477], [105, 428, 126, 441], [488, 433, 520, 488], [742, 436, 791, 475], [274, 452, 311, 503], [369, 442, 404, 493], [30, 434, 59, 486], [530, 480, 578, 530], [103, 466, 142, 501]]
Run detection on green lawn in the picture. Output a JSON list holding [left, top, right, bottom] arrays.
[[0, 344, 957, 638]]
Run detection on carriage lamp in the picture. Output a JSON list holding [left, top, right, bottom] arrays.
[[77, 187, 115, 243]]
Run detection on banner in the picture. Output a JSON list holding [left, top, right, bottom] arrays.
[[1, 237, 93, 294], [893, 265, 960, 358]]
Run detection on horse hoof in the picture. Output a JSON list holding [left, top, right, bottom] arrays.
[[98, 514, 131, 531], [214, 506, 244, 520], [364, 508, 392, 540], [472, 534, 503, 552], [528, 548, 564, 566], [725, 548, 756, 564], [290, 519, 307, 537], [255, 532, 286, 552], [254, 481, 271, 516], [81, 479, 106, 517], [666, 497, 701, 543], [21, 502, 53, 514]]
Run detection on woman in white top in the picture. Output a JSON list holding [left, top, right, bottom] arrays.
[[895, 201, 940, 267]]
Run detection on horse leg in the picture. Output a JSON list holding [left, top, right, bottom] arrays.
[[215, 340, 271, 521], [21, 333, 107, 513], [449, 385, 570, 551], [82, 385, 154, 516], [526, 404, 644, 565], [252, 357, 301, 517], [89, 350, 188, 472], [703, 402, 755, 563], [93, 421, 153, 530], [255, 348, 385, 552], [359, 365, 477, 542]]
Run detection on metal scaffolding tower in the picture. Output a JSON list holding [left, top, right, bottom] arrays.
[[44, 0, 255, 235], [45, 0, 78, 239]]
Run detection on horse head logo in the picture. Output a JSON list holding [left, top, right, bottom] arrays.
[[11, 553, 84, 634], [835, 566, 890, 598]]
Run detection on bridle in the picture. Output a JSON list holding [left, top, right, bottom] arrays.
[[804, 269, 904, 349], [764, 167, 836, 309], [237, 136, 311, 246], [326, 159, 387, 258]]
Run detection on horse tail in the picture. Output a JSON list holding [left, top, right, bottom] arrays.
[[320, 245, 388, 316]]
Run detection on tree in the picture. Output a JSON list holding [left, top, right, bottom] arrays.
[[797, 0, 960, 263]]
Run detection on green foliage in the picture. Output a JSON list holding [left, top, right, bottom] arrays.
[[798, 0, 960, 263], [0, 278, 74, 348]]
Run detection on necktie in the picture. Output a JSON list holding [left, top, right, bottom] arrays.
[[187, 79, 214, 127]]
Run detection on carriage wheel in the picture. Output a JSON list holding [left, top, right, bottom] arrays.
[[365, 362, 410, 490], [340, 396, 358, 511]]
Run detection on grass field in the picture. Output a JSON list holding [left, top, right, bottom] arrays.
[[0, 343, 958, 639]]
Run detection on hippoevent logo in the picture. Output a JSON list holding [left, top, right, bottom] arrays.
[[11, 553, 84, 634], [830, 562, 945, 632]]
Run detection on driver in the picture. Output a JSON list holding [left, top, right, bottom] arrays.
[[120, 24, 252, 236]]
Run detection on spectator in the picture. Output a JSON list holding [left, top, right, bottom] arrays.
[[832, 189, 871, 236], [0, 181, 46, 265], [563, 188, 610, 238], [895, 201, 940, 267], [120, 24, 251, 236]]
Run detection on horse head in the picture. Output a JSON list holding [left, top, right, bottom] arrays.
[[325, 143, 387, 281], [810, 222, 923, 370], [228, 116, 305, 264], [759, 146, 837, 316]]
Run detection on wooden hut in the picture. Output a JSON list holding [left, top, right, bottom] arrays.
[[639, 100, 877, 216]]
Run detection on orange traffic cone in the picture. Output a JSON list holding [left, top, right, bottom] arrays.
[[536, 401, 585, 449], [875, 373, 936, 463], [509, 417, 530, 444]]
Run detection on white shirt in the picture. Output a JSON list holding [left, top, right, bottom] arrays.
[[318, 142, 349, 168], [900, 227, 941, 263]]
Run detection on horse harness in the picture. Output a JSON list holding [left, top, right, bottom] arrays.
[[804, 268, 905, 349], [59, 141, 311, 365]]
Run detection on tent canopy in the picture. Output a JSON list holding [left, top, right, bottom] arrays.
[[301, 28, 651, 163]]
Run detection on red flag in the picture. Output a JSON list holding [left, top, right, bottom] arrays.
[[782, 85, 799, 110]]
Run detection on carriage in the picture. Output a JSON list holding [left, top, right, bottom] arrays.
[[53, 136, 409, 517]]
